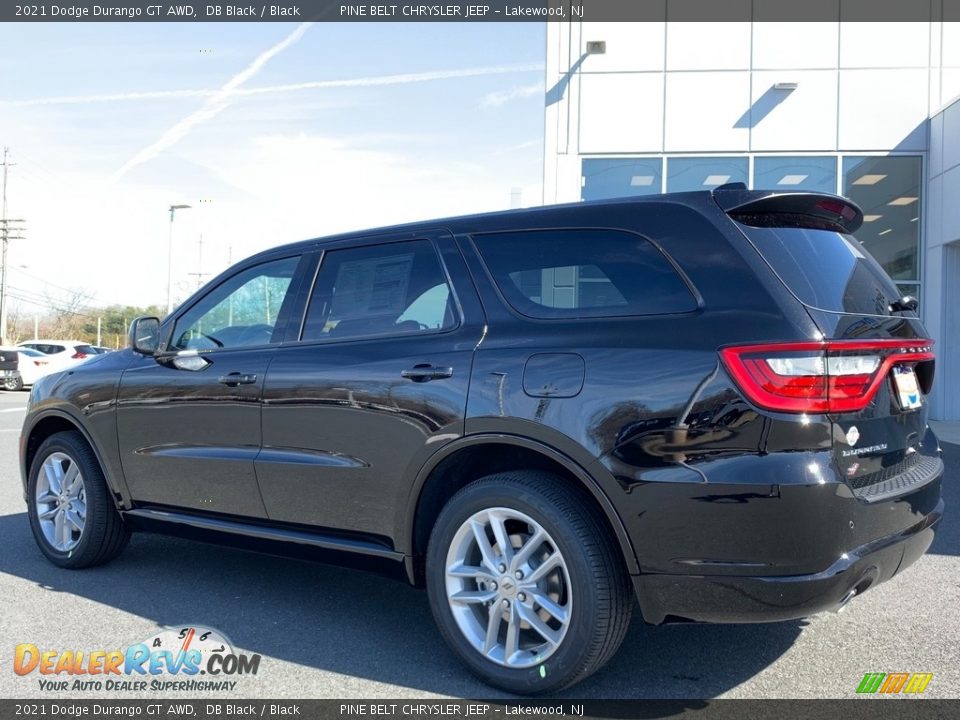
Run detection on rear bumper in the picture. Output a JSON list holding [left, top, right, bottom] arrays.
[[635, 496, 943, 624]]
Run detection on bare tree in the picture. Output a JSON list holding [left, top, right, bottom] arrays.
[[46, 289, 94, 339]]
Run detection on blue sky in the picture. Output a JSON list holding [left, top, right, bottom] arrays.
[[0, 22, 545, 312]]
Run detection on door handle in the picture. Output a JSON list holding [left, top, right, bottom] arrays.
[[400, 364, 454, 383], [218, 372, 258, 386]]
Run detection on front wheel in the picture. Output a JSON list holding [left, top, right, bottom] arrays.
[[3, 375, 23, 391], [27, 431, 130, 568], [426, 471, 633, 694]]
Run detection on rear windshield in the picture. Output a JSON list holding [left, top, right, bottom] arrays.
[[734, 224, 904, 317], [75, 345, 96, 355], [472, 229, 697, 319]]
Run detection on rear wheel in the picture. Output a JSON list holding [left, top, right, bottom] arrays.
[[3, 375, 23, 391], [27, 431, 130, 568], [426, 471, 633, 694]]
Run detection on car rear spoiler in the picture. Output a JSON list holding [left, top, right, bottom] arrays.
[[712, 185, 864, 234]]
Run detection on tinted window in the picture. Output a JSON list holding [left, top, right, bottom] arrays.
[[172, 256, 300, 350], [26, 344, 64, 355], [472, 229, 696, 319], [301, 240, 456, 341], [735, 224, 903, 316], [75, 345, 96, 355]]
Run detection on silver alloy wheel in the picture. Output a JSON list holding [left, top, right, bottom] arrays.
[[445, 507, 572, 668], [35, 452, 86, 552]]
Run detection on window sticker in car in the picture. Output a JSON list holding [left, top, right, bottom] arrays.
[[332, 253, 414, 319]]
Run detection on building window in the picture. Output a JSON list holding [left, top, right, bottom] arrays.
[[753, 156, 837, 193], [666, 156, 748, 192], [842, 156, 922, 281], [581, 158, 662, 201]]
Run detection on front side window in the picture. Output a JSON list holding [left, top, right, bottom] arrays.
[[301, 240, 456, 342], [473, 229, 697, 319], [172, 256, 300, 351]]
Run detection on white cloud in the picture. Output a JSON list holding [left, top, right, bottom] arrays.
[[480, 82, 544, 108]]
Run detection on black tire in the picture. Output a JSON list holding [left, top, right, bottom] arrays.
[[3, 375, 23, 391], [426, 471, 633, 694], [27, 431, 130, 568]]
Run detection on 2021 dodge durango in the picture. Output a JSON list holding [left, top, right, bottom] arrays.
[[20, 187, 944, 693]]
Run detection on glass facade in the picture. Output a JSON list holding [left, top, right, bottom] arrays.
[[580, 153, 923, 295], [842, 156, 922, 282], [754, 156, 836, 194], [666, 157, 748, 192], [581, 158, 662, 201]]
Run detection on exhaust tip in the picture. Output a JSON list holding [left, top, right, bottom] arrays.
[[835, 588, 857, 613]]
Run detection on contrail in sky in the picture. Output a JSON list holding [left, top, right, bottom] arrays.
[[4, 63, 545, 107], [111, 22, 313, 179]]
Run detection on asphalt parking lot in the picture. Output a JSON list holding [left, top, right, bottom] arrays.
[[0, 388, 957, 700]]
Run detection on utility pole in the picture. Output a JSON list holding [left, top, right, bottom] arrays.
[[166, 204, 191, 316], [187, 232, 210, 290], [1, 147, 26, 345]]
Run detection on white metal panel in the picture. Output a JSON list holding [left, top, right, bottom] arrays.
[[942, 22, 960, 69], [579, 73, 665, 153], [752, 22, 839, 69], [942, 99, 960, 175], [838, 69, 929, 150], [942, 165, 960, 244], [930, 110, 944, 178], [940, 241, 960, 420], [666, 21, 751, 70], [664, 71, 750, 151], [578, 22, 665, 72], [942, 68, 960, 110], [839, 22, 930, 69], [921, 243, 944, 418], [749, 70, 839, 151]]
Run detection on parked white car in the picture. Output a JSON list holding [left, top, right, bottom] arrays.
[[15, 347, 56, 387], [0, 346, 56, 391], [17, 340, 98, 368]]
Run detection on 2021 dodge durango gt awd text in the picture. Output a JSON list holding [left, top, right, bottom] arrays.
[[20, 188, 944, 694]]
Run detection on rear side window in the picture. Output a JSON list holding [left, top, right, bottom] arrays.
[[28, 344, 64, 354], [735, 224, 903, 316], [472, 229, 696, 319]]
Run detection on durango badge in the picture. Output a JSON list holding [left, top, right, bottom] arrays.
[[846, 426, 860, 447]]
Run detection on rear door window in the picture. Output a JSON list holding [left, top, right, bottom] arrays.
[[301, 239, 457, 341], [472, 229, 696, 319], [734, 224, 903, 316]]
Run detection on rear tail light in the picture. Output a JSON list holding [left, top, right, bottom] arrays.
[[720, 339, 934, 413], [71, 352, 87, 359]]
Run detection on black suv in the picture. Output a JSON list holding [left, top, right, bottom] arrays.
[[20, 188, 944, 694]]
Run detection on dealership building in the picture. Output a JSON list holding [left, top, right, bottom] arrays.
[[543, 19, 960, 419]]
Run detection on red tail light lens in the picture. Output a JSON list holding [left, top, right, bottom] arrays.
[[71, 352, 87, 360], [720, 339, 934, 413]]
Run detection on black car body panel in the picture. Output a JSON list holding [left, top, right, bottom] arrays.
[[20, 190, 944, 625]]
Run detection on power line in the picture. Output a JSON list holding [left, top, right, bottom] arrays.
[[1, 147, 28, 344]]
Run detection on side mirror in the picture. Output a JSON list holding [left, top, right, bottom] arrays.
[[129, 316, 161, 355]]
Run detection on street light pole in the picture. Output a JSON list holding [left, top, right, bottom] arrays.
[[166, 204, 191, 315]]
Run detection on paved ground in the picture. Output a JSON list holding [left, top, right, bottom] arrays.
[[0, 388, 957, 700]]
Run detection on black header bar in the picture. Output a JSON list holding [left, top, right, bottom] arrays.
[[1, 700, 959, 720], [3, 0, 960, 23]]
